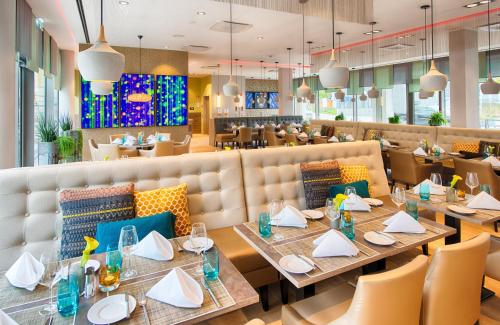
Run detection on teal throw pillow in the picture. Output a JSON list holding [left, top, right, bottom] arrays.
[[329, 180, 370, 198]]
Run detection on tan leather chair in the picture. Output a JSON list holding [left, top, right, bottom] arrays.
[[422, 232, 490, 325], [215, 133, 236, 148], [481, 235, 500, 321], [285, 133, 307, 146], [313, 136, 328, 145], [96, 144, 120, 161], [453, 157, 499, 200], [282, 255, 428, 325], [265, 131, 285, 147], [264, 125, 275, 133], [245, 319, 265, 325], [109, 134, 127, 143], [139, 141, 174, 157], [88, 139, 99, 161], [389, 149, 442, 189], [173, 135, 191, 155], [119, 148, 138, 158], [236, 127, 253, 149]]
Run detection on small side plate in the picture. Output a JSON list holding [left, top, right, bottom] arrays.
[[279, 255, 313, 274], [447, 204, 476, 215], [302, 210, 324, 219], [363, 231, 396, 246], [87, 294, 136, 325]]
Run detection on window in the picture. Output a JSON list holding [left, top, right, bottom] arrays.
[[478, 79, 500, 129], [381, 84, 408, 124], [357, 87, 377, 122], [413, 91, 439, 126]]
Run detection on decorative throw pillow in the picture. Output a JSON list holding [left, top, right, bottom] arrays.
[[451, 142, 479, 153], [326, 126, 335, 138], [135, 183, 191, 236], [329, 180, 370, 199], [300, 160, 342, 209], [59, 184, 135, 259], [320, 125, 330, 137], [364, 129, 382, 141], [479, 140, 500, 156], [339, 164, 372, 197], [95, 212, 176, 254]]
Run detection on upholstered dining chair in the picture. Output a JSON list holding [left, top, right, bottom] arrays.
[[264, 131, 285, 147], [422, 232, 490, 325], [236, 127, 253, 149], [173, 135, 191, 155], [313, 136, 328, 145], [88, 139, 99, 161], [388, 149, 442, 189], [139, 140, 174, 157], [109, 134, 127, 143], [285, 133, 307, 146], [453, 157, 499, 200], [281, 255, 428, 325], [215, 133, 236, 148], [96, 144, 121, 161], [481, 235, 500, 321]]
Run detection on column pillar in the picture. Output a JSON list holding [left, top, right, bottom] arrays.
[[449, 29, 479, 128], [0, 0, 16, 168], [278, 68, 293, 115], [59, 50, 77, 127]]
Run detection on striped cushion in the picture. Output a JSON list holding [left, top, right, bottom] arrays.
[[300, 160, 342, 209], [59, 184, 135, 259]]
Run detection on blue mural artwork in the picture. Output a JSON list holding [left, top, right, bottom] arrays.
[[81, 78, 119, 129], [119, 73, 155, 127], [156, 75, 188, 126]]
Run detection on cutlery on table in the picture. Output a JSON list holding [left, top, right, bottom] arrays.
[[138, 289, 151, 325], [200, 278, 222, 308], [125, 292, 131, 319], [375, 231, 404, 245], [296, 254, 323, 272], [174, 238, 184, 252]]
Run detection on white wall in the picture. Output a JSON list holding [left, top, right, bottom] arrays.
[[59, 50, 77, 126]]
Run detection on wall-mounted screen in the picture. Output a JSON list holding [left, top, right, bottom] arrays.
[[81, 78, 119, 129], [245, 92, 254, 109], [156, 75, 188, 126], [246, 91, 279, 109], [120, 73, 155, 127], [268, 92, 279, 109]]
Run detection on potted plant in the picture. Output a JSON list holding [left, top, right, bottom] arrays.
[[335, 112, 345, 121], [36, 114, 58, 165], [56, 136, 76, 163], [60, 115, 83, 161], [388, 114, 400, 124], [428, 112, 447, 126]]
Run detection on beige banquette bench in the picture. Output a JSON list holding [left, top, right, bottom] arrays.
[[0, 141, 389, 307]]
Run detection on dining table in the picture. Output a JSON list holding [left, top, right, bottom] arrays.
[[118, 143, 155, 150], [0, 238, 258, 324]]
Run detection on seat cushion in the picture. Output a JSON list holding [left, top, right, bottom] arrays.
[[329, 180, 370, 199], [300, 160, 342, 209]]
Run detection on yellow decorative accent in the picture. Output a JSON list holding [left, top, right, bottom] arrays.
[[134, 183, 191, 236], [451, 142, 479, 153], [63, 206, 133, 219], [81, 236, 99, 267], [334, 194, 347, 210], [450, 175, 462, 188], [223, 146, 232, 151], [339, 164, 373, 197]]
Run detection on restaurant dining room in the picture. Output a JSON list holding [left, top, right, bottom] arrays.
[[0, 0, 500, 324]]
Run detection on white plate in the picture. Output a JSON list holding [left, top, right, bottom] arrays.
[[85, 259, 100, 272], [182, 237, 214, 252], [447, 204, 476, 215], [363, 198, 384, 207], [279, 255, 313, 274], [302, 210, 324, 220], [449, 152, 461, 156], [363, 231, 396, 246], [87, 294, 137, 325]]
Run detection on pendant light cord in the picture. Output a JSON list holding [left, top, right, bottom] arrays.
[[331, 0, 335, 49], [217, 64, 220, 94], [302, 3, 305, 78], [431, 0, 434, 60], [288, 48, 292, 91], [100, 0, 103, 26], [488, 0, 492, 73], [230, 0, 233, 77], [371, 22, 375, 82], [424, 6, 428, 70], [337, 33, 341, 62], [138, 36, 142, 75]]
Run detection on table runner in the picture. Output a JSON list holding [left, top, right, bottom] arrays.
[[350, 205, 398, 224]]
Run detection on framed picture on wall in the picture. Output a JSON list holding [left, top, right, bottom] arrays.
[[80, 77, 119, 129], [119, 73, 155, 127], [155, 75, 188, 126]]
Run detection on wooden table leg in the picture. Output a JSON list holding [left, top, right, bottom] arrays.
[[258, 285, 269, 311], [296, 284, 316, 300], [280, 279, 289, 305], [444, 214, 461, 245], [362, 258, 386, 274]]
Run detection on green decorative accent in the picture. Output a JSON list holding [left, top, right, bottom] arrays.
[[56, 136, 76, 160], [479, 51, 488, 81], [36, 114, 58, 142], [347, 70, 362, 95], [335, 112, 345, 120], [428, 112, 447, 126], [374, 66, 393, 89], [388, 114, 400, 124], [59, 115, 73, 132]]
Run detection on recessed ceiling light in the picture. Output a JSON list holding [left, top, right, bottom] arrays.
[[172, 34, 185, 38], [479, 0, 493, 4], [464, 0, 494, 8], [197, 11, 206, 15], [364, 30, 382, 35], [257, 36, 264, 40], [118, 1, 129, 5], [164, 45, 169, 49], [465, 3, 479, 7]]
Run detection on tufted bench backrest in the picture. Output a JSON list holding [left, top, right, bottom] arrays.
[[240, 141, 390, 222], [436, 127, 500, 152], [0, 151, 246, 270], [357, 122, 436, 149]]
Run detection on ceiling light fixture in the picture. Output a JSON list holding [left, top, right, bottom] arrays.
[[420, 0, 448, 92], [128, 35, 152, 102], [363, 30, 382, 35], [419, 5, 433, 99], [196, 11, 206, 15], [367, 22, 379, 99], [233, 58, 240, 103], [257, 61, 267, 105], [481, 0, 499, 94], [216, 64, 221, 108], [307, 41, 316, 102], [118, 1, 129, 5], [333, 33, 346, 100], [223, 0, 240, 96], [319, 0, 349, 89], [78, 0, 124, 95], [296, 0, 312, 99], [257, 36, 264, 40], [275, 61, 280, 103], [464, 0, 494, 8], [287, 47, 294, 100]]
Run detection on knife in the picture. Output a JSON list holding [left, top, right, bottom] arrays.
[[201, 279, 222, 308], [296, 254, 323, 272], [125, 292, 130, 319]]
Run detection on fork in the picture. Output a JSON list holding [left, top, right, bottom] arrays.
[[138, 289, 151, 325]]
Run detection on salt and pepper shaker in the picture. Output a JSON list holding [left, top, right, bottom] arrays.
[[83, 267, 97, 299]]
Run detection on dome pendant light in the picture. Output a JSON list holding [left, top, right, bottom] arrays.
[[420, 0, 448, 92], [128, 35, 152, 103], [418, 5, 434, 99], [296, 0, 312, 99], [319, 0, 349, 89], [481, 0, 499, 94], [223, 0, 240, 96], [78, 0, 124, 86], [359, 51, 367, 101], [306, 41, 316, 103], [275, 61, 280, 103], [91, 81, 114, 95], [333, 32, 346, 100], [367, 22, 379, 99]]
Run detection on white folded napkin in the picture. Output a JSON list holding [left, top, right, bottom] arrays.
[[343, 193, 371, 212], [328, 136, 339, 143], [277, 130, 286, 136], [147, 135, 157, 144], [133, 231, 174, 261], [346, 134, 354, 141], [313, 131, 321, 137], [5, 252, 45, 291], [147, 267, 203, 308], [383, 211, 426, 233], [271, 123, 277, 128], [382, 139, 391, 147], [112, 138, 123, 145], [432, 144, 446, 153], [291, 128, 299, 134], [298, 132, 308, 139], [413, 179, 445, 195], [270, 205, 307, 228], [232, 125, 237, 130], [0, 310, 18, 325], [312, 230, 359, 257], [483, 156, 500, 168], [255, 123, 260, 128], [466, 191, 500, 210], [413, 147, 427, 156]]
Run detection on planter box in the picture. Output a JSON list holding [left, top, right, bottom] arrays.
[[38, 142, 57, 165], [62, 130, 83, 162]]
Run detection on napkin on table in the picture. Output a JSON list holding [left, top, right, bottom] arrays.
[[346, 134, 354, 141], [413, 147, 427, 156], [270, 205, 307, 228], [291, 128, 299, 134], [147, 135, 157, 144], [413, 179, 445, 195], [277, 130, 286, 136], [255, 123, 260, 128], [147, 267, 203, 308], [432, 144, 446, 153], [328, 136, 339, 143], [0, 310, 18, 325], [112, 138, 123, 145], [313, 131, 321, 137], [483, 156, 500, 168], [298, 132, 308, 139], [467, 191, 500, 210], [383, 211, 426, 233], [312, 230, 359, 257], [5, 252, 45, 291], [343, 193, 371, 212], [133, 231, 174, 261], [382, 139, 392, 147]]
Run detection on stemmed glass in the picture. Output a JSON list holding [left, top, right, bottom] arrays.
[[430, 173, 442, 187], [39, 249, 61, 316], [465, 172, 479, 196], [269, 200, 284, 241], [118, 225, 139, 279], [190, 222, 207, 275], [391, 185, 406, 210]]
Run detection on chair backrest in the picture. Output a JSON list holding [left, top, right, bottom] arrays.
[[285, 133, 297, 144], [109, 134, 126, 143], [265, 131, 280, 146], [453, 157, 499, 199], [157, 133, 171, 141], [264, 125, 275, 133], [388, 149, 419, 185], [422, 232, 490, 325], [96, 144, 120, 161], [88, 139, 99, 161], [486, 236, 500, 281], [173, 136, 191, 155], [333, 255, 428, 325], [152, 141, 174, 157], [238, 127, 253, 142], [313, 137, 328, 145]]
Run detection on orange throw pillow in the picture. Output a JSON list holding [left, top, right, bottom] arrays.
[[451, 142, 479, 153], [339, 164, 373, 197]]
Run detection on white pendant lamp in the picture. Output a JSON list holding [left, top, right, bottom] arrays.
[[319, 0, 349, 89], [297, 0, 312, 99], [91, 81, 113, 95], [335, 89, 345, 100], [367, 22, 379, 99], [359, 51, 367, 101], [223, 0, 240, 96], [418, 6, 433, 99], [420, 0, 448, 92], [481, 0, 499, 94], [78, 0, 124, 83], [128, 35, 152, 103], [274, 61, 280, 103], [257, 61, 267, 105]]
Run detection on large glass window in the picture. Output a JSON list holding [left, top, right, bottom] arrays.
[[380, 84, 408, 124], [478, 80, 500, 129], [413, 91, 439, 125], [357, 87, 377, 122]]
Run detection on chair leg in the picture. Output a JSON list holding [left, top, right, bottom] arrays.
[[258, 285, 269, 311], [495, 221, 498, 232], [422, 244, 429, 256]]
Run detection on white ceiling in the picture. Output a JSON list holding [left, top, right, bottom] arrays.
[[29, 0, 500, 78]]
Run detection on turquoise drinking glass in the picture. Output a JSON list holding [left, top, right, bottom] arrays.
[[203, 248, 219, 281], [57, 267, 80, 317], [405, 199, 419, 220], [420, 183, 431, 201], [340, 210, 355, 240], [258, 212, 272, 238], [480, 184, 491, 194]]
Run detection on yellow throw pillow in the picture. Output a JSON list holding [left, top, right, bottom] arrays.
[[339, 164, 372, 197], [134, 183, 191, 236], [451, 142, 479, 153], [364, 129, 382, 141]]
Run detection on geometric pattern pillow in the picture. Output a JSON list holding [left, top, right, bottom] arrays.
[[339, 164, 373, 197], [59, 183, 135, 260], [451, 142, 480, 153], [134, 183, 191, 237], [300, 160, 342, 209], [320, 125, 331, 137], [364, 129, 382, 141]]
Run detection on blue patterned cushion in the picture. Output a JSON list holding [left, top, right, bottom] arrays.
[[59, 184, 135, 259]]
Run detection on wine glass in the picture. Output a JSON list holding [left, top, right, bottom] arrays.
[[190, 223, 207, 275], [39, 249, 61, 316], [269, 200, 284, 241], [344, 186, 357, 197], [118, 225, 139, 279], [465, 172, 479, 195], [430, 173, 442, 187], [391, 185, 406, 210]]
